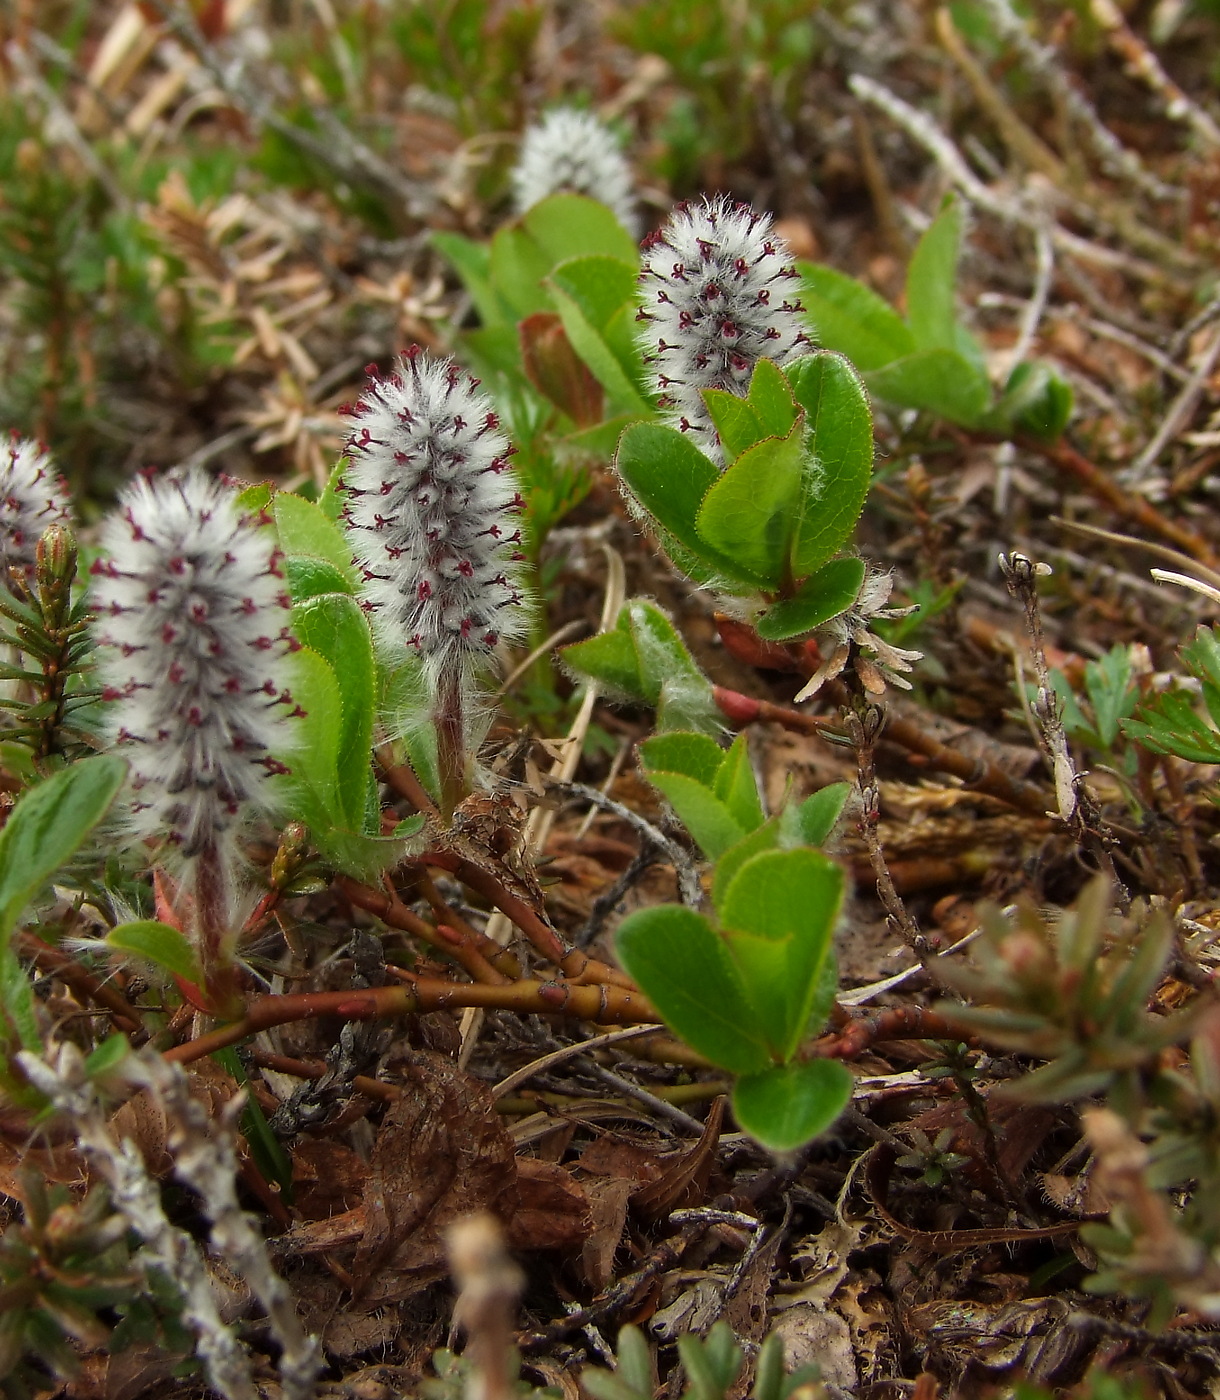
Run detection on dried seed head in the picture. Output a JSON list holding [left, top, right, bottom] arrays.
[[0, 434, 71, 582], [90, 471, 296, 861], [793, 570, 922, 701], [636, 196, 813, 465], [511, 107, 639, 237], [340, 349, 530, 677]]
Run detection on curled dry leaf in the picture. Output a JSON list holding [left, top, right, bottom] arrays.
[[350, 1051, 518, 1308]]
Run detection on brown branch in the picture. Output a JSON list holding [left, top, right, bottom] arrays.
[[1019, 434, 1220, 570], [421, 848, 569, 963], [164, 975, 656, 1065], [812, 1004, 974, 1060], [376, 747, 439, 817], [713, 685, 1051, 817], [17, 932, 146, 1037], [419, 850, 637, 989], [336, 875, 517, 984]]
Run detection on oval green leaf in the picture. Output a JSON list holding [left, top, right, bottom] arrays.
[[696, 424, 805, 588], [732, 1059, 853, 1152], [756, 557, 866, 642], [720, 848, 844, 1060], [615, 905, 771, 1075], [0, 754, 127, 939], [105, 920, 203, 986], [786, 354, 874, 577]]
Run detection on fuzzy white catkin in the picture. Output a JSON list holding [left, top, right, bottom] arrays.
[[511, 107, 639, 237], [636, 195, 813, 466], [0, 433, 71, 579], [90, 470, 297, 861], [340, 349, 530, 678]]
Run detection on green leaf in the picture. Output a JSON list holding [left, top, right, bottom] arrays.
[[698, 362, 801, 472], [792, 782, 851, 847], [560, 412, 640, 462], [561, 626, 645, 701], [212, 1045, 294, 1199], [805, 950, 841, 1041], [614, 906, 772, 1074], [272, 491, 356, 580], [701, 391, 769, 462], [786, 354, 875, 576], [747, 359, 801, 438], [906, 196, 963, 352], [236, 482, 273, 514], [713, 734, 765, 833], [647, 772, 747, 860], [614, 1327, 654, 1399], [563, 600, 720, 736], [105, 920, 203, 985], [288, 594, 375, 830], [550, 255, 638, 334], [379, 651, 440, 802], [461, 324, 530, 381], [1125, 691, 1220, 764], [0, 755, 127, 938], [284, 556, 353, 602], [431, 230, 504, 327], [751, 1334, 787, 1400], [522, 193, 638, 267], [615, 422, 729, 571], [797, 262, 916, 371], [756, 557, 866, 642], [696, 424, 805, 587], [489, 224, 554, 319], [279, 646, 342, 816], [639, 731, 725, 787], [318, 461, 347, 523], [990, 360, 1073, 441], [864, 349, 991, 426], [85, 1033, 132, 1080], [1085, 646, 1137, 750], [0, 943, 40, 1052], [712, 819, 783, 914], [731, 1059, 853, 1151], [549, 259, 651, 414], [720, 848, 844, 1060]]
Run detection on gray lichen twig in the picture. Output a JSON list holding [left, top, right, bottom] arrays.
[[1088, 0, 1220, 151], [1126, 323, 1220, 486], [446, 1214, 525, 1400], [548, 778, 702, 909], [17, 1045, 259, 1400], [846, 700, 934, 962], [848, 73, 1187, 285], [130, 1053, 322, 1400], [145, 0, 432, 222], [975, 0, 1181, 202]]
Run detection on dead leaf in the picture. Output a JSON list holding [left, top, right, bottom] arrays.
[[579, 1176, 634, 1290], [725, 1222, 783, 1346], [649, 1278, 725, 1340], [577, 1136, 664, 1184], [776, 1221, 865, 1310], [292, 1138, 371, 1220], [631, 1096, 725, 1221], [505, 1158, 591, 1252], [350, 1052, 518, 1308]]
